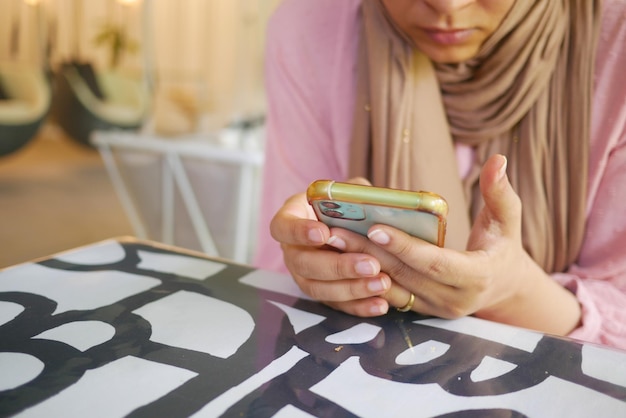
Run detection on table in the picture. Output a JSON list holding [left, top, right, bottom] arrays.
[[1, 237, 625, 417]]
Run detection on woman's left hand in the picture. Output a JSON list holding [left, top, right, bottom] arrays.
[[326, 154, 581, 335]]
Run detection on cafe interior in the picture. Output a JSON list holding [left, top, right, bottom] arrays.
[[0, 0, 279, 268], [2, 1, 626, 416]]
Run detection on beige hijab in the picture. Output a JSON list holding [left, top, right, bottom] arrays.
[[349, 0, 602, 272]]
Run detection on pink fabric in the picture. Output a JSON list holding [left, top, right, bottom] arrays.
[[254, 0, 626, 350]]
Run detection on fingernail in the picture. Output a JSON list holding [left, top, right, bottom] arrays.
[[355, 259, 376, 276], [368, 229, 390, 245], [367, 277, 387, 292], [370, 301, 388, 315], [498, 155, 508, 180], [308, 228, 325, 244], [327, 235, 346, 250]]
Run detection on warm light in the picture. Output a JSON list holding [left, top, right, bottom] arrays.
[[117, 0, 139, 5], [23, 0, 41, 5]]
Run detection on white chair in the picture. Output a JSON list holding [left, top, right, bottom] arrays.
[[0, 62, 51, 156], [51, 62, 150, 147], [91, 128, 264, 264]]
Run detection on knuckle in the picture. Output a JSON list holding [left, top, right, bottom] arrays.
[[285, 246, 306, 271], [442, 308, 465, 320], [440, 303, 470, 319], [393, 239, 415, 259], [425, 252, 449, 279], [386, 261, 414, 281], [345, 283, 360, 300], [449, 275, 464, 289], [474, 276, 491, 293], [269, 217, 281, 241], [269, 214, 291, 242], [466, 266, 493, 293], [306, 282, 325, 301], [289, 272, 316, 299], [333, 255, 349, 278]]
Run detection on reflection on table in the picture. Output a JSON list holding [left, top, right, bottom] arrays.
[[1, 237, 625, 417]]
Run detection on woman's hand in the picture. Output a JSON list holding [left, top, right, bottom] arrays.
[[326, 155, 581, 335], [269, 180, 405, 317]]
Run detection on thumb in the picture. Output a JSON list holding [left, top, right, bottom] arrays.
[[346, 176, 372, 186], [470, 154, 522, 247]]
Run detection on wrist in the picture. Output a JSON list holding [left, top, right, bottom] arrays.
[[476, 260, 581, 336]]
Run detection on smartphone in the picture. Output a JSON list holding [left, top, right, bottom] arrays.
[[306, 180, 448, 247]]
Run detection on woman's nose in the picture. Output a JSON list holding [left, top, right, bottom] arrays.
[[423, 0, 475, 14]]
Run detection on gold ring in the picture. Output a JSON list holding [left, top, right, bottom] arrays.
[[397, 292, 415, 312]]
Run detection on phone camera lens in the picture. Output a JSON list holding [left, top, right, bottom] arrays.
[[321, 201, 341, 209], [323, 209, 344, 218]]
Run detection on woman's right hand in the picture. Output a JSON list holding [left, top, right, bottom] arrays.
[[269, 188, 397, 317]]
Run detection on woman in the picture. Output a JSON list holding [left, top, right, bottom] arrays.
[[254, 0, 626, 349]]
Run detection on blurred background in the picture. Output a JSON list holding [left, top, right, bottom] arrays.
[[0, 0, 281, 268]]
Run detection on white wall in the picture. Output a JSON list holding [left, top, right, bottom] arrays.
[[0, 0, 282, 130], [0, 0, 48, 66]]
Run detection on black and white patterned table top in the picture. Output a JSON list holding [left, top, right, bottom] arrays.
[[1, 238, 625, 417]]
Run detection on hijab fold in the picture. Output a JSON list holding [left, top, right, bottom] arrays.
[[349, 0, 602, 272]]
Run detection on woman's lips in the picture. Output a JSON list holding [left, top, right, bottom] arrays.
[[423, 28, 475, 45]]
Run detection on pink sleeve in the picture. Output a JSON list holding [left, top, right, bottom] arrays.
[[552, 0, 626, 350], [553, 140, 626, 349], [252, 0, 360, 272]]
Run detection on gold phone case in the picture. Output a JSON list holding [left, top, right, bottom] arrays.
[[307, 180, 448, 246]]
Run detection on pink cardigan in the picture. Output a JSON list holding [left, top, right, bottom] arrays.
[[254, 0, 626, 350]]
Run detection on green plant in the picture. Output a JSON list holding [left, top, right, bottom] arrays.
[[92, 22, 139, 69]]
